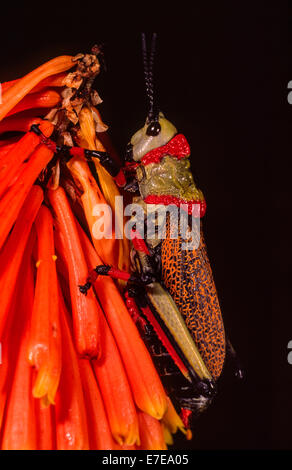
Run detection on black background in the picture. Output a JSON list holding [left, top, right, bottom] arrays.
[[0, 2, 290, 450]]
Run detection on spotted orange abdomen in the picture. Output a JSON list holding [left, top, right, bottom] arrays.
[[161, 220, 226, 380]]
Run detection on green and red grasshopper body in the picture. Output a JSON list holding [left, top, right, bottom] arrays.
[[118, 112, 226, 426]]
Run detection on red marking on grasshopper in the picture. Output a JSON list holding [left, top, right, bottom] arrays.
[[139, 304, 189, 381], [141, 134, 190, 166], [144, 194, 207, 217]]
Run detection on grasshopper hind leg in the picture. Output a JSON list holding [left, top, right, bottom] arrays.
[[126, 286, 217, 425]]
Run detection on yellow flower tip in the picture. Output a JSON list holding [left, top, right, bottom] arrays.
[[162, 397, 185, 434], [32, 366, 59, 406], [144, 395, 168, 421], [124, 425, 140, 447], [52, 254, 57, 261], [47, 390, 57, 406], [162, 424, 174, 446], [125, 436, 137, 447], [186, 429, 192, 441], [40, 395, 51, 408], [32, 372, 49, 399], [162, 418, 177, 435], [35, 259, 42, 268], [151, 410, 165, 421], [179, 424, 188, 436], [114, 435, 124, 447], [114, 430, 139, 448]]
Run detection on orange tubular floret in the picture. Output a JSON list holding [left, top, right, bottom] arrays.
[[27, 205, 61, 406], [0, 306, 15, 431], [53, 229, 72, 307], [31, 72, 67, 91], [48, 187, 101, 358], [0, 120, 53, 199], [78, 223, 168, 420], [0, 55, 74, 120], [0, 141, 19, 160], [0, 145, 53, 250], [0, 232, 35, 431], [0, 185, 43, 340], [67, 156, 118, 266], [92, 312, 140, 447], [55, 293, 89, 450], [35, 398, 55, 450], [1, 79, 18, 92], [1, 247, 37, 450], [1, 72, 67, 94], [0, 116, 45, 134], [7, 89, 61, 117], [6, 163, 26, 190], [77, 106, 130, 275], [137, 411, 167, 450], [78, 359, 116, 450]]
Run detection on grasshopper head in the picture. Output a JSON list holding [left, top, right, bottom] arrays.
[[125, 112, 177, 162]]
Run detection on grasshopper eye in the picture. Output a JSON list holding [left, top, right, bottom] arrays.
[[146, 121, 161, 136]]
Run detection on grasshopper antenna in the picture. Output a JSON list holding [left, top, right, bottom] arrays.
[[141, 32, 158, 123]]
